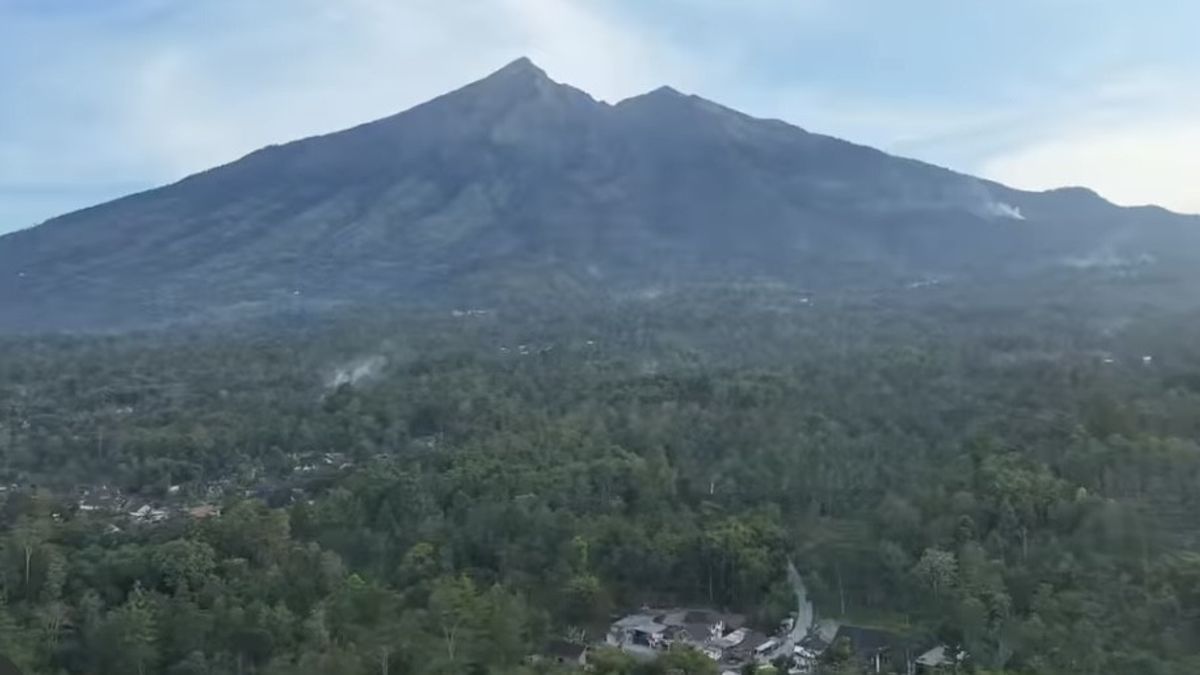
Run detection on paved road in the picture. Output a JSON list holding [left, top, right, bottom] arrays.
[[763, 559, 814, 664], [789, 559, 814, 638]]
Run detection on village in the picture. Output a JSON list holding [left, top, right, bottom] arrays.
[[543, 563, 959, 675], [18, 449, 365, 531], [26, 452, 965, 675], [7, 434, 967, 675], [545, 608, 958, 674]]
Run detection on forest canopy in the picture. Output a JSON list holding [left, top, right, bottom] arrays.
[[2, 290, 1200, 674]]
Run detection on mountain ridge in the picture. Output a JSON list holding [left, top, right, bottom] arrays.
[[2, 57, 1198, 332]]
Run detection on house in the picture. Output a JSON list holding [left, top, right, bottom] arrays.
[[830, 626, 910, 674], [543, 640, 588, 667], [792, 633, 830, 672], [798, 633, 830, 655], [187, 504, 221, 519], [663, 622, 721, 649], [754, 638, 780, 660], [206, 482, 230, 500], [608, 608, 747, 660], [78, 484, 126, 513], [129, 504, 168, 524], [713, 628, 748, 650], [662, 625, 693, 643], [657, 609, 745, 648], [915, 644, 964, 673], [608, 612, 669, 655], [724, 630, 772, 665]]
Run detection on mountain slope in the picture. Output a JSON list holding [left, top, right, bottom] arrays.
[[2, 58, 1198, 331]]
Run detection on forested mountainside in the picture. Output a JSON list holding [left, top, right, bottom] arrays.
[[2, 292, 1200, 674], [2, 58, 1198, 332]]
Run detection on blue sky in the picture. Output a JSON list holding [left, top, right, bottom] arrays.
[[3, 0, 1199, 234]]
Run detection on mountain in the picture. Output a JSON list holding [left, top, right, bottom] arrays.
[[2, 57, 1198, 331]]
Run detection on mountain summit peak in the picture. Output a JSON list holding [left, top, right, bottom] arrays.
[[489, 56, 549, 80], [451, 56, 598, 114], [646, 85, 686, 98], [463, 56, 565, 99]]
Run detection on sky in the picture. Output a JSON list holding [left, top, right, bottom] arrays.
[[2, 0, 1199, 234]]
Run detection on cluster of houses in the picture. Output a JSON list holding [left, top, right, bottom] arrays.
[[73, 484, 221, 527], [293, 451, 354, 474], [450, 308, 493, 318], [549, 607, 962, 674], [498, 343, 555, 357], [3, 448, 364, 533], [823, 626, 961, 674], [606, 608, 775, 669], [73, 449, 362, 524]]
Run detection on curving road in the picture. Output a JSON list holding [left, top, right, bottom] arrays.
[[763, 560, 814, 664]]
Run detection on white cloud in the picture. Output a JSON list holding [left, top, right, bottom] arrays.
[[9, 0, 695, 184], [980, 119, 1200, 214], [744, 68, 1200, 216], [975, 71, 1200, 214], [126, 0, 705, 175], [1, 0, 704, 230]]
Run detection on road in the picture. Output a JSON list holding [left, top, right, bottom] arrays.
[[788, 559, 814, 639], [763, 559, 814, 664]]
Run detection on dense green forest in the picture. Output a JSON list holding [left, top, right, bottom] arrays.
[[2, 288, 1200, 674]]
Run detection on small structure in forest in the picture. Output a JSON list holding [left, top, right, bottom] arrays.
[[187, 504, 221, 519], [542, 639, 589, 666], [828, 625, 911, 674]]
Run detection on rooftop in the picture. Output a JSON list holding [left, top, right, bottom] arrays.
[[544, 640, 587, 661], [833, 626, 907, 658]]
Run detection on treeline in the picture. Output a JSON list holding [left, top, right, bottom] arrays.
[[2, 297, 1200, 673]]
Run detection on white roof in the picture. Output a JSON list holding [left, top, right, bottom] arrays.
[[916, 645, 955, 666], [612, 614, 667, 634], [714, 628, 747, 648]]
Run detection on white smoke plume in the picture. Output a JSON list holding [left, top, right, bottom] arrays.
[[326, 354, 388, 388], [1062, 250, 1155, 269], [982, 200, 1026, 220], [964, 178, 1025, 220]]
